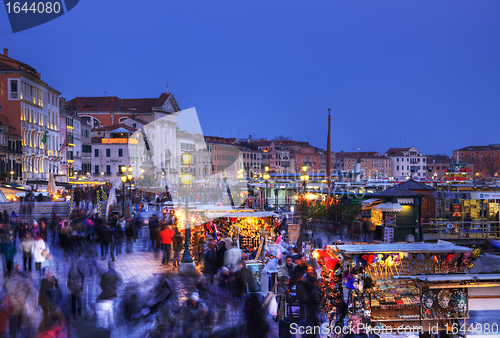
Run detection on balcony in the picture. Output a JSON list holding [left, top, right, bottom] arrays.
[[10, 92, 18, 99]]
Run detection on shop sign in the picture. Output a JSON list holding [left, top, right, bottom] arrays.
[[433, 191, 470, 199], [470, 191, 500, 200]]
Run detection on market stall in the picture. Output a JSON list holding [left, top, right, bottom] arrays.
[[312, 242, 492, 337]]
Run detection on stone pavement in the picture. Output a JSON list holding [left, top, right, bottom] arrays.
[[1, 229, 200, 338]]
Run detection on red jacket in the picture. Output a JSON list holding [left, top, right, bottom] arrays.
[[159, 228, 175, 245]]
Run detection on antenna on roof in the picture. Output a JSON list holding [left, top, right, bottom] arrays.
[[104, 92, 106, 97], [166, 83, 169, 94]]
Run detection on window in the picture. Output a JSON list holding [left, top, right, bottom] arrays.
[[94, 149, 99, 157], [407, 158, 409, 162], [133, 123, 137, 128], [396, 166, 399, 170], [437, 166, 440, 170], [397, 158, 399, 162], [106, 149, 110, 157], [82, 145, 91, 153], [94, 165, 99, 174], [407, 166, 409, 170], [9, 79, 19, 99], [106, 165, 111, 174], [118, 148, 123, 157]]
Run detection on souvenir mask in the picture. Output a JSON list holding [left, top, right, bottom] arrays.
[[363, 309, 371, 318], [438, 290, 451, 308], [422, 291, 435, 309], [451, 291, 466, 311]]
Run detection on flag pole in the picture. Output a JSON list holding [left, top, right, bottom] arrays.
[[326, 108, 331, 197]]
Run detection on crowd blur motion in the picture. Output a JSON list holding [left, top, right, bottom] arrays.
[[0, 182, 303, 338]]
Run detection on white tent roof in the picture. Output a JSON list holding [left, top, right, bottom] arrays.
[[333, 241, 472, 254], [372, 202, 403, 212]]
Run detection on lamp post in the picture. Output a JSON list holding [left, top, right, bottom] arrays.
[[10, 170, 14, 183], [127, 166, 133, 201], [300, 165, 309, 193], [181, 152, 193, 263], [263, 166, 270, 210], [297, 165, 310, 247], [121, 175, 127, 217]]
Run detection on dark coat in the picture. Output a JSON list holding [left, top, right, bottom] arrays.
[[203, 249, 217, 275]]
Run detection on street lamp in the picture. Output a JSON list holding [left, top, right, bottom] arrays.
[[10, 170, 14, 183], [121, 175, 127, 216], [181, 152, 193, 263], [263, 166, 270, 210], [300, 165, 309, 193]]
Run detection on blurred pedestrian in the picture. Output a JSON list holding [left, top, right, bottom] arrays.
[[33, 236, 49, 274], [125, 223, 134, 254], [20, 232, 34, 272], [159, 225, 175, 266], [1, 235, 16, 277], [67, 260, 85, 317], [172, 228, 183, 268]]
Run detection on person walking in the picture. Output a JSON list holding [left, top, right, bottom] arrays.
[[114, 225, 123, 256], [172, 228, 183, 268], [224, 241, 242, 272], [203, 241, 217, 283], [67, 260, 85, 317], [38, 271, 61, 329], [125, 223, 134, 254], [33, 236, 49, 274], [20, 232, 34, 272], [99, 223, 111, 260], [159, 225, 175, 266], [1, 235, 16, 277], [100, 262, 122, 299]]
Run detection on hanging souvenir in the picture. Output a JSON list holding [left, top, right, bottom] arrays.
[[451, 291, 467, 312], [422, 291, 435, 310], [438, 290, 452, 308]]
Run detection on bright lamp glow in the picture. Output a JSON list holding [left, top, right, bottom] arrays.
[[127, 174, 133, 181], [302, 165, 307, 173], [265, 166, 269, 172], [182, 153, 192, 165], [181, 173, 192, 186], [121, 176, 127, 183], [128, 166, 132, 173], [121, 166, 126, 173]]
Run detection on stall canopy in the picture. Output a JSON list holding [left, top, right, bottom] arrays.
[[395, 274, 500, 283], [335, 241, 472, 254], [207, 211, 277, 219], [372, 202, 403, 212], [361, 198, 381, 207]]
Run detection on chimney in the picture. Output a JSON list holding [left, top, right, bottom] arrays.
[[249, 135, 252, 141], [3, 48, 7, 57]]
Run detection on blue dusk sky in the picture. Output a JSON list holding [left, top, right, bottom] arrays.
[[1, 0, 499, 156]]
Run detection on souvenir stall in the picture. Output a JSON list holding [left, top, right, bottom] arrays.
[[203, 211, 280, 294], [313, 242, 490, 337]]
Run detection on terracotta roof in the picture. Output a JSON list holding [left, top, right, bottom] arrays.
[[457, 145, 500, 152], [67, 93, 175, 114], [91, 123, 137, 132], [0, 62, 18, 72], [385, 147, 412, 156], [426, 155, 454, 164]]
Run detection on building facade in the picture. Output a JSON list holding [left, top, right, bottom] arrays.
[[384, 147, 427, 179], [454, 145, 500, 179], [335, 151, 392, 178], [69, 89, 181, 184], [0, 48, 62, 183]]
